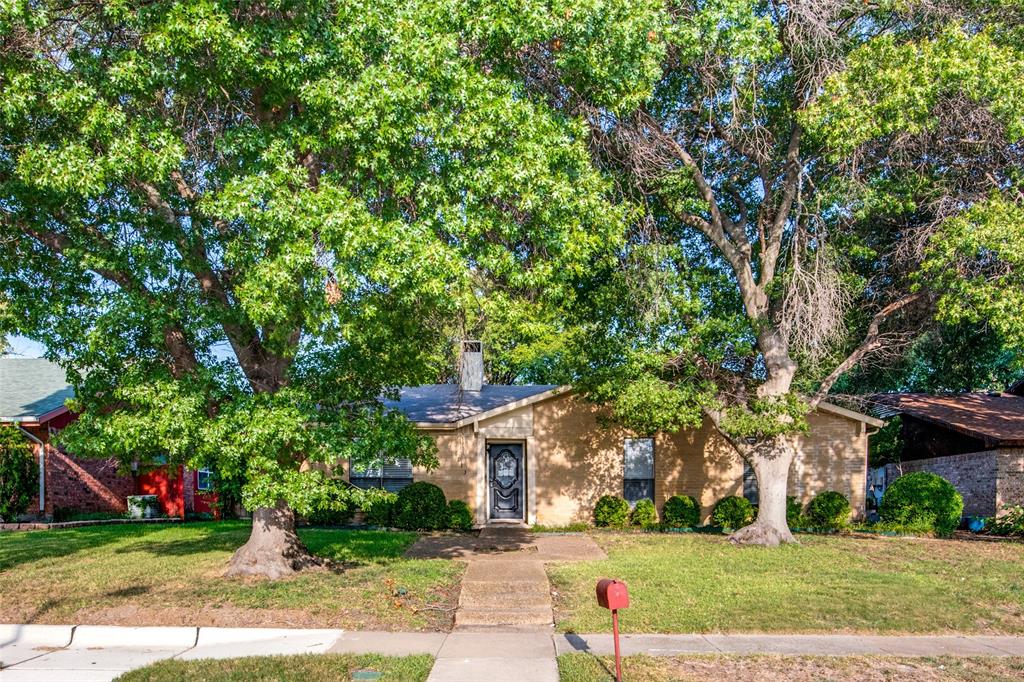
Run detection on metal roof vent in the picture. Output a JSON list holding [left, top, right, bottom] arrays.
[[460, 340, 483, 392]]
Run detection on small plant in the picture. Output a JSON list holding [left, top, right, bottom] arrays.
[[0, 425, 38, 522], [362, 489, 398, 527], [593, 495, 630, 527], [394, 481, 447, 530], [987, 505, 1024, 536], [662, 494, 700, 527], [806, 490, 851, 529], [786, 496, 804, 527], [711, 496, 753, 529], [629, 498, 658, 527], [446, 499, 473, 530], [879, 472, 963, 536]]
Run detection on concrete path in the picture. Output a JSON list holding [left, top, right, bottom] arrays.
[[5, 624, 1024, 681]]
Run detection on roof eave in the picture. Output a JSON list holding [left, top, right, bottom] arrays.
[[817, 401, 885, 429]]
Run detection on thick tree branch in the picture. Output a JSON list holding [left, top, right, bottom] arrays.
[[809, 293, 925, 407], [761, 123, 802, 286]]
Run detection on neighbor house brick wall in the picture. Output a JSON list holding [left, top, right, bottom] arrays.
[[884, 451, 998, 517], [41, 446, 133, 515], [996, 448, 1024, 513]]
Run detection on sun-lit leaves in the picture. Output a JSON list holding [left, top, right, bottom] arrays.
[[806, 26, 1024, 155]]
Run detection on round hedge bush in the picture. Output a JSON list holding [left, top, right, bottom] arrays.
[[629, 498, 658, 527], [363, 490, 397, 527], [880, 471, 963, 536], [711, 496, 754, 529], [806, 490, 850, 529], [447, 499, 473, 530], [394, 482, 448, 530], [593, 495, 630, 527], [662, 495, 700, 527]]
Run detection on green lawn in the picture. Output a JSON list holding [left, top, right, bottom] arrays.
[[557, 653, 1024, 682], [548, 533, 1024, 634], [0, 521, 461, 630], [115, 653, 433, 681]]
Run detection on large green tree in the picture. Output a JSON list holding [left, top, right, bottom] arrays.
[[0, 0, 635, 576], [510, 0, 1024, 544]]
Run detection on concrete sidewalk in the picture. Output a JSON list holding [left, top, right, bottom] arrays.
[[4, 624, 1024, 682]]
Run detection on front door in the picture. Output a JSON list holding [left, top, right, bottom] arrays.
[[488, 443, 524, 520]]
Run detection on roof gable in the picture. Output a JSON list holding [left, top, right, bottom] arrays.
[[0, 358, 73, 422]]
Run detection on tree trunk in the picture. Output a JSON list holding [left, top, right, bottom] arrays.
[[729, 440, 797, 547], [224, 500, 320, 579]]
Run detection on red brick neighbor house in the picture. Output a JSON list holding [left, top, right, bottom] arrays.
[[0, 358, 217, 520], [877, 390, 1024, 517]]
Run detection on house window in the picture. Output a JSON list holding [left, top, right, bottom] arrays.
[[196, 468, 213, 492], [623, 438, 655, 505], [742, 461, 759, 505], [350, 455, 413, 493]]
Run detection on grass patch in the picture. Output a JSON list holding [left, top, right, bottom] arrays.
[[0, 521, 462, 630], [114, 653, 433, 681], [557, 653, 1024, 682], [548, 533, 1024, 634]]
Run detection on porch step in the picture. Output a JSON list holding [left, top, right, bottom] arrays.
[[455, 607, 553, 628]]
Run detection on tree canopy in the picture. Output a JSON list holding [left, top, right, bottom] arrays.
[[0, 0, 641, 573]]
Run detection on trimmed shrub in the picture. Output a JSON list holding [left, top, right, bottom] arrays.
[[447, 499, 474, 530], [806, 490, 851, 529], [593, 495, 630, 527], [629, 498, 658, 527], [0, 425, 38, 522], [663, 494, 700, 527], [786, 496, 804, 527], [306, 503, 355, 526], [711, 496, 754, 529], [880, 472, 964, 536], [394, 482, 447, 530], [363, 490, 398, 527]]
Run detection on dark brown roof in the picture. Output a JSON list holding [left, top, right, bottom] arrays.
[[877, 392, 1024, 447]]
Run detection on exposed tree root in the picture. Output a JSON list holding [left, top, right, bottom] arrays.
[[729, 521, 799, 547], [224, 502, 322, 580]]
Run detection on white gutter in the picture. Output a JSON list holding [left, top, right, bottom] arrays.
[[17, 426, 45, 512]]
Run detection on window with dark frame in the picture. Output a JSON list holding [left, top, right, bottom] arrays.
[[349, 454, 413, 493], [623, 438, 655, 505]]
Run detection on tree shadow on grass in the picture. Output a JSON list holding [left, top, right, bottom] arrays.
[[0, 525, 157, 572]]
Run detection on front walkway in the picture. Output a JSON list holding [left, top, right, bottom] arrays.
[[406, 526, 606, 680], [5, 624, 1024, 682]]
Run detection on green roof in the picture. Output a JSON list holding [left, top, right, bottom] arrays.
[[0, 358, 74, 422]]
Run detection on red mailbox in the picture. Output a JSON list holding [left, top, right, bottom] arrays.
[[596, 579, 629, 682], [596, 578, 630, 610]]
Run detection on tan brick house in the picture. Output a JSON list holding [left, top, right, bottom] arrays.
[[365, 343, 884, 526]]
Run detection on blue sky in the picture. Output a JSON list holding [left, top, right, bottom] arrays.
[[5, 335, 47, 358]]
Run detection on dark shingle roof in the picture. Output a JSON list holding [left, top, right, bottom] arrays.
[[877, 392, 1024, 446], [0, 358, 74, 422], [384, 384, 559, 424]]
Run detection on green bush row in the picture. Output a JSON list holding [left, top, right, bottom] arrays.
[[308, 481, 474, 531]]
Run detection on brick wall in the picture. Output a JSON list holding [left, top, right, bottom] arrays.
[[996, 448, 1024, 512], [884, 451, 998, 517], [529, 394, 868, 526], [40, 446, 133, 516]]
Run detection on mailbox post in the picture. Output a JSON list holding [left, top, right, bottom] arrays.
[[596, 578, 629, 682]]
